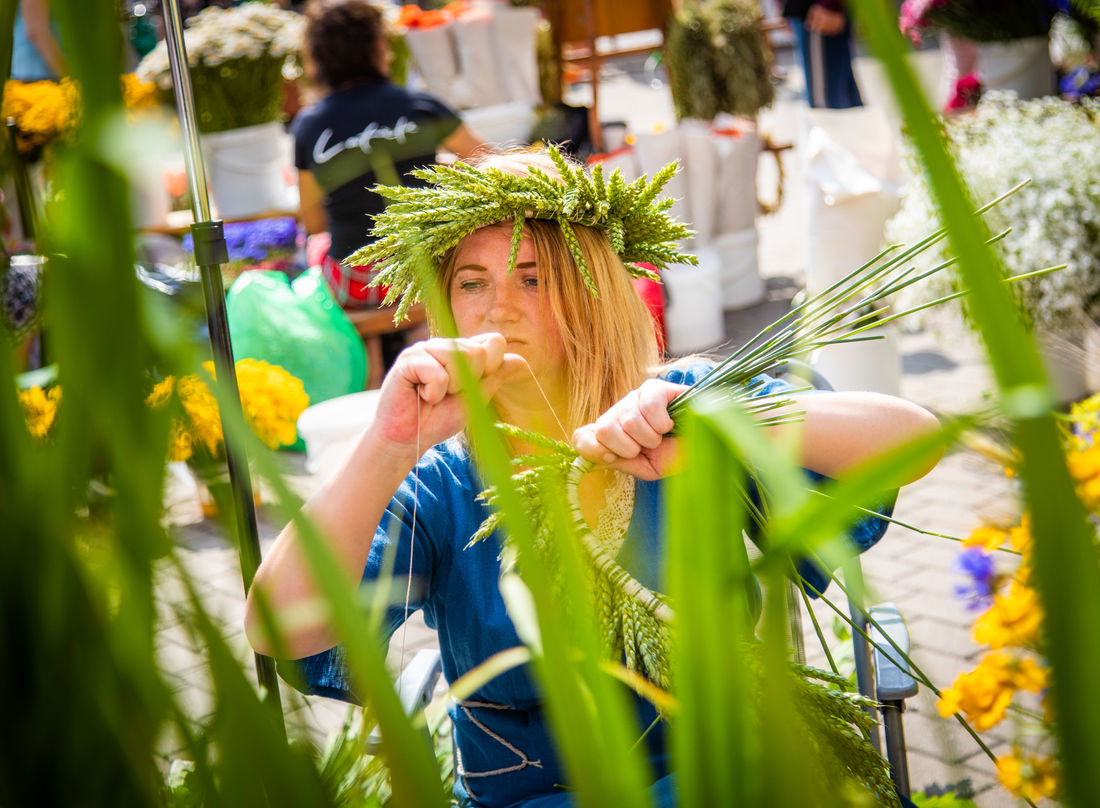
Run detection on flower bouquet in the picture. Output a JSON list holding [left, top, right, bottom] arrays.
[[181, 216, 300, 288], [135, 3, 305, 134], [146, 358, 309, 515]]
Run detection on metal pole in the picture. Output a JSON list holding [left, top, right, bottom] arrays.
[[160, 0, 282, 715], [844, 560, 881, 753]]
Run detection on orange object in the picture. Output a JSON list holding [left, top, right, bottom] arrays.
[[163, 168, 188, 199], [397, 4, 421, 28], [417, 8, 450, 28], [585, 145, 634, 166]]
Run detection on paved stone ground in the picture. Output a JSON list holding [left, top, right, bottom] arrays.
[[156, 41, 1040, 807]]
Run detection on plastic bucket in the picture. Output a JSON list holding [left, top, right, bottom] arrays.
[[200, 121, 292, 219]]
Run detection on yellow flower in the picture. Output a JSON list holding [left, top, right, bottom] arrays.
[[936, 653, 1014, 730], [1, 78, 80, 153], [1010, 655, 1048, 692], [973, 581, 1043, 649], [18, 385, 61, 440], [168, 421, 194, 463], [177, 373, 223, 457], [936, 651, 1047, 731], [963, 524, 1010, 551], [121, 73, 159, 109], [1067, 446, 1100, 483], [232, 358, 309, 449], [145, 376, 175, 408], [996, 751, 1059, 802], [1077, 476, 1100, 512], [1008, 514, 1031, 556]]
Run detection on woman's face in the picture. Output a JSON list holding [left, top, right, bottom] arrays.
[[449, 224, 567, 384]]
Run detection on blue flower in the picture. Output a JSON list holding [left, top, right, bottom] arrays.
[[954, 547, 997, 611]]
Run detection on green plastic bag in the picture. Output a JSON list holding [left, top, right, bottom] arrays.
[[226, 269, 367, 450]]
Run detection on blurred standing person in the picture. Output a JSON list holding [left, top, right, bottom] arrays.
[[11, 0, 66, 81], [293, 0, 486, 370], [783, 0, 863, 108]]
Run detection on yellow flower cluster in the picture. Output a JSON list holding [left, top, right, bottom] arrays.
[[231, 359, 310, 449], [121, 73, 158, 110], [1, 78, 80, 154], [947, 399, 1100, 802], [1, 74, 162, 156], [940, 512, 1057, 801], [17, 385, 61, 440], [972, 581, 1043, 649], [937, 651, 1046, 731], [146, 359, 309, 464], [995, 750, 1059, 803]]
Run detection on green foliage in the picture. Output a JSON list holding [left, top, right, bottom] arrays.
[[348, 146, 697, 322], [1074, 0, 1100, 25], [911, 789, 979, 808], [664, 0, 775, 120]]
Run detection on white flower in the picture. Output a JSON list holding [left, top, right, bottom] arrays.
[[135, 4, 303, 81], [886, 92, 1100, 332]]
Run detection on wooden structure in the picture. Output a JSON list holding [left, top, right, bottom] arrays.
[[540, 0, 674, 151]]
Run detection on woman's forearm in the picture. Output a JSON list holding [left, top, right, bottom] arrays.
[[779, 392, 942, 482], [244, 429, 419, 659]]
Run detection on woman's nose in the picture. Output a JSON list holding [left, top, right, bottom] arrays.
[[487, 283, 521, 322]]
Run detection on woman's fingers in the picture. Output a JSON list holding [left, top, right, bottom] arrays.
[[574, 380, 686, 468], [414, 333, 508, 400]]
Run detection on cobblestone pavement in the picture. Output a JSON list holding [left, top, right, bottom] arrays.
[[157, 42, 1033, 806]]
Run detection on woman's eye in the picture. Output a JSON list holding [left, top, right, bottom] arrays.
[[522, 275, 539, 288], [458, 280, 483, 291]]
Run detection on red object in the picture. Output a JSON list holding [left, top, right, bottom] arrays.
[[631, 266, 666, 355], [307, 233, 389, 307], [585, 145, 635, 166], [945, 73, 983, 112]]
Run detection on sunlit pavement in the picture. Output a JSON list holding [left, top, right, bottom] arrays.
[[160, 39, 1025, 805]]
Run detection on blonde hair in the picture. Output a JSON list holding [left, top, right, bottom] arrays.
[[432, 151, 659, 430]]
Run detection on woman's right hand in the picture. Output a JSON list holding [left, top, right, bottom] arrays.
[[371, 333, 528, 451]]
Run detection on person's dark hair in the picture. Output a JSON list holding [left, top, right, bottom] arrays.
[[304, 0, 389, 90]]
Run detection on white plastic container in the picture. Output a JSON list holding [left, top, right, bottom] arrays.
[[663, 253, 725, 355], [297, 390, 383, 478], [200, 121, 293, 219]]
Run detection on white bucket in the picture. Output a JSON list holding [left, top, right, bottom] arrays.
[[977, 36, 1055, 100], [713, 229, 764, 310], [200, 121, 293, 219], [810, 324, 902, 396], [663, 253, 725, 355], [297, 389, 383, 478]]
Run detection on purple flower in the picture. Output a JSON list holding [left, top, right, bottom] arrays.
[[183, 217, 299, 263], [1060, 66, 1100, 101], [954, 547, 997, 611]]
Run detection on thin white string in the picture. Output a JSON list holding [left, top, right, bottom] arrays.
[[397, 364, 565, 675], [522, 361, 569, 443]]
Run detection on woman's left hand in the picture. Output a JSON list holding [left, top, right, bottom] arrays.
[[572, 379, 686, 481]]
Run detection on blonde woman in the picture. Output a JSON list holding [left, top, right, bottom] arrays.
[[245, 148, 939, 807]]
